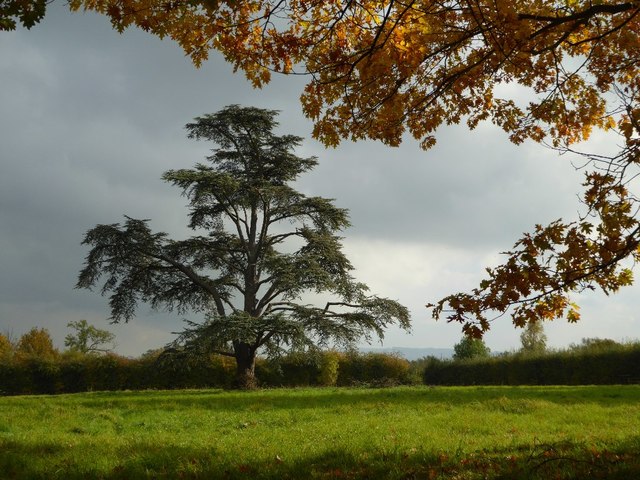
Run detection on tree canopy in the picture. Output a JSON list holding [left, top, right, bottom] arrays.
[[15, 327, 58, 360], [77, 105, 410, 388], [64, 320, 116, 354], [0, 0, 47, 31], [453, 335, 491, 361], [519, 321, 548, 355], [65, 1, 639, 147]]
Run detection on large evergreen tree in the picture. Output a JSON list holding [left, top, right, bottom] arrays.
[[77, 105, 410, 388]]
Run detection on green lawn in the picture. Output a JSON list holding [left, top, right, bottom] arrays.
[[1, 385, 639, 479]]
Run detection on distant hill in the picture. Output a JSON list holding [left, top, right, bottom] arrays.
[[360, 347, 454, 361]]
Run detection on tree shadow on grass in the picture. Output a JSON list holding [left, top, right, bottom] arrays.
[[1, 436, 639, 479], [61, 385, 640, 412]]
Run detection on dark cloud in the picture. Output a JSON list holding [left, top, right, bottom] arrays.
[[297, 124, 582, 249]]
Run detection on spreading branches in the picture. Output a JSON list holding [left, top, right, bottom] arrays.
[[64, 319, 116, 354], [78, 106, 409, 386], [76, 217, 231, 321], [430, 90, 640, 336]]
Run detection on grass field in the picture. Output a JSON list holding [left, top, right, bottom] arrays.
[[0, 385, 639, 479]]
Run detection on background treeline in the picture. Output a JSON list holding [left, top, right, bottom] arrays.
[[2, 327, 639, 395], [0, 329, 414, 395], [0, 352, 414, 395], [421, 340, 640, 386]]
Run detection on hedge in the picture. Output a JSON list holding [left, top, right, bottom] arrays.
[[0, 350, 412, 395], [422, 344, 640, 386], [5, 344, 638, 395]]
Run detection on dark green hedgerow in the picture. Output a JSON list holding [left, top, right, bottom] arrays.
[[0, 350, 412, 395], [422, 343, 640, 386]]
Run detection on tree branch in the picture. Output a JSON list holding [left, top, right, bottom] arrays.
[[518, 3, 637, 24], [150, 251, 227, 317]]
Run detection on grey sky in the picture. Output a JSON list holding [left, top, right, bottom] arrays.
[[1, 4, 638, 356]]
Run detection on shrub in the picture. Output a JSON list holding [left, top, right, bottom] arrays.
[[570, 338, 621, 353], [147, 352, 235, 390], [338, 351, 411, 386], [25, 357, 61, 393], [317, 350, 341, 386], [58, 351, 91, 393], [269, 351, 320, 387], [206, 354, 236, 388], [0, 361, 30, 395]]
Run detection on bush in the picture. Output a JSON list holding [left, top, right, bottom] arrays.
[[147, 352, 235, 390], [317, 350, 340, 386], [267, 351, 320, 387], [0, 361, 31, 395], [338, 351, 411, 386], [24, 358, 61, 394], [58, 352, 91, 393]]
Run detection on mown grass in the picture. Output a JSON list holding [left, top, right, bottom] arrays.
[[1, 385, 639, 479]]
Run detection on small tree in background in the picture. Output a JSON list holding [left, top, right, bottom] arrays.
[[78, 105, 411, 388], [570, 338, 622, 353], [0, 333, 13, 361], [64, 319, 116, 354], [453, 336, 491, 361], [15, 327, 58, 360], [520, 321, 547, 355]]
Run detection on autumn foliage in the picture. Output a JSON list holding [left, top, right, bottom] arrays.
[[57, 1, 640, 334], [66, 1, 639, 146], [15, 327, 58, 361], [0, 334, 12, 361]]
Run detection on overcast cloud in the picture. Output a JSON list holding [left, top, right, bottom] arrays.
[[1, 4, 638, 356]]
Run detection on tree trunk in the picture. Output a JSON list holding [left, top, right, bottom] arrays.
[[234, 342, 257, 389]]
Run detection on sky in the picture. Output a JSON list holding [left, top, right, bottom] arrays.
[[1, 4, 639, 357]]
